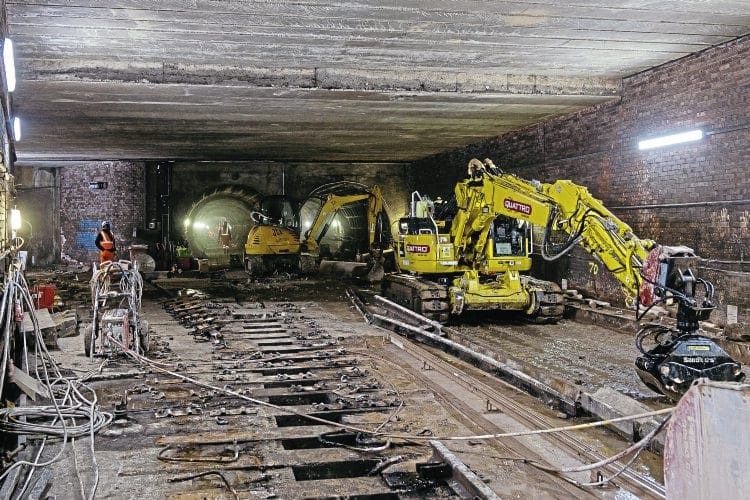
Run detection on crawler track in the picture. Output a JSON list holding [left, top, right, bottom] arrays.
[[381, 273, 451, 322], [380, 274, 564, 324]]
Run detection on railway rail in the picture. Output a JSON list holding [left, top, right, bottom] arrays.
[[8, 277, 669, 499], [348, 287, 667, 499]]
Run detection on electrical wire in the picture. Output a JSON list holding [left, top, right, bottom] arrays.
[[530, 415, 671, 487], [167, 470, 239, 500], [109, 332, 674, 442], [0, 260, 112, 500]]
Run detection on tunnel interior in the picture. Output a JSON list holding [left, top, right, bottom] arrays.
[[181, 188, 261, 260], [299, 182, 375, 261]]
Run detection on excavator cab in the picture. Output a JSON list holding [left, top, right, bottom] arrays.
[[257, 195, 298, 229], [245, 183, 393, 277], [299, 183, 392, 276], [489, 217, 529, 257]]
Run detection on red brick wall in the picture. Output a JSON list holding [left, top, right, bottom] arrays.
[[412, 35, 750, 326], [60, 161, 145, 263]]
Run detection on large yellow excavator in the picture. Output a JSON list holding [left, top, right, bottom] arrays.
[[245, 184, 392, 276], [383, 158, 744, 399]]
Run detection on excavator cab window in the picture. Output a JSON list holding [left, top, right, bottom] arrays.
[[398, 217, 436, 236], [259, 195, 299, 228], [490, 216, 528, 257]]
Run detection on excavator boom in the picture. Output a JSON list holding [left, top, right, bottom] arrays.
[[246, 184, 392, 277], [383, 158, 743, 399]]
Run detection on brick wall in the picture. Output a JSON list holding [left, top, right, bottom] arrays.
[[411, 35, 750, 327], [60, 161, 145, 263]]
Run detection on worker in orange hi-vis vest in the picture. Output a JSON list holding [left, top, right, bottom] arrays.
[[95, 221, 117, 263]]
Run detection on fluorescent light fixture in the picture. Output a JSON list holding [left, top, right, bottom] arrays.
[[638, 129, 703, 150], [12, 117, 20, 141], [3, 38, 15, 92], [10, 208, 21, 231]]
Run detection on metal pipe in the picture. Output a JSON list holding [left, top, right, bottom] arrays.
[[371, 313, 436, 337], [372, 313, 578, 415], [373, 295, 443, 335], [610, 199, 750, 211]]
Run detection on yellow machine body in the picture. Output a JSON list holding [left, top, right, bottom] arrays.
[[245, 185, 391, 275], [244, 224, 300, 257], [388, 158, 742, 401], [386, 158, 656, 322]]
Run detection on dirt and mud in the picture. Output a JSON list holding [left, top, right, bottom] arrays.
[[11, 266, 676, 498]]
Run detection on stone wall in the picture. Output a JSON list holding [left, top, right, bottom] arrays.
[[20, 160, 410, 265], [410, 35, 750, 327]]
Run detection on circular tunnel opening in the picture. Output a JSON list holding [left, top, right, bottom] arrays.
[[181, 187, 261, 261], [299, 182, 382, 260]]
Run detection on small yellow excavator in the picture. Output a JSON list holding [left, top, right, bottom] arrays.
[[245, 183, 392, 277], [243, 195, 301, 275]]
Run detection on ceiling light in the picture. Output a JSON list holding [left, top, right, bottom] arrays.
[[12, 117, 20, 141], [638, 129, 703, 150], [3, 38, 15, 92]]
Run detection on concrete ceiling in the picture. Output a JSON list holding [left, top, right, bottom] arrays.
[[6, 1, 750, 164]]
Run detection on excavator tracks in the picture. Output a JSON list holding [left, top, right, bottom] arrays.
[[382, 274, 565, 324], [524, 276, 565, 323], [381, 274, 451, 323]]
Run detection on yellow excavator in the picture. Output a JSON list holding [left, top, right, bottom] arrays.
[[383, 158, 744, 399], [243, 195, 301, 275], [245, 184, 392, 276]]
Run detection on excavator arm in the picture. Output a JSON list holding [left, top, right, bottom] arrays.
[[301, 185, 391, 258], [448, 158, 743, 399], [386, 158, 743, 399], [300, 192, 371, 255], [449, 158, 657, 305]]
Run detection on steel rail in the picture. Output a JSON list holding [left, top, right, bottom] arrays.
[[352, 290, 666, 499]]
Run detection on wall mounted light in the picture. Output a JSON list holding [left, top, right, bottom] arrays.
[[12, 117, 20, 141], [638, 129, 703, 150], [3, 38, 15, 92], [10, 207, 21, 231]]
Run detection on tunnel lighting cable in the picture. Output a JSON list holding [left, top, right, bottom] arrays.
[[111, 334, 674, 442], [110, 322, 675, 490], [0, 270, 70, 490], [352, 340, 668, 485], [528, 415, 670, 487], [0, 263, 110, 500], [112, 332, 674, 491], [110, 334, 379, 435]]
